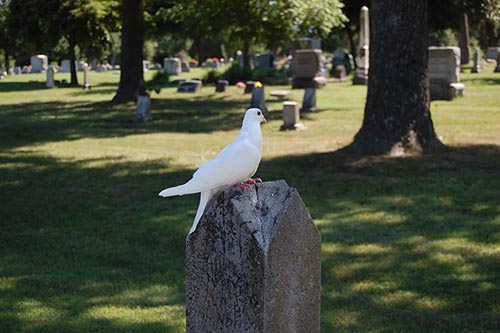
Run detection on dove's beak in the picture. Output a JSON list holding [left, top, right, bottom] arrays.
[[260, 115, 267, 123]]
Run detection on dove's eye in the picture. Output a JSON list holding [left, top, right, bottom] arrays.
[[257, 111, 261, 116]]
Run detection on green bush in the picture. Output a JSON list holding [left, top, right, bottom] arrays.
[[146, 70, 169, 94]]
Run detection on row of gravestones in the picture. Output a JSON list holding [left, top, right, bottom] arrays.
[[8, 55, 151, 75]]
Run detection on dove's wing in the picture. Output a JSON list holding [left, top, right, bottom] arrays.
[[159, 133, 261, 197], [192, 133, 261, 187]]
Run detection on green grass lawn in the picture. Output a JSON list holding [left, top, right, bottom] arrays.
[[0, 64, 499, 333]]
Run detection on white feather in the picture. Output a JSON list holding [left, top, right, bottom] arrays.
[[159, 108, 266, 234]]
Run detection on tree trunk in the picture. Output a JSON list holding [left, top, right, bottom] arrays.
[[112, 0, 145, 103], [242, 37, 250, 73], [4, 48, 10, 72], [69, 35, 78, 86], [341, 0, 443, 156], [346, 25, 357, 70]]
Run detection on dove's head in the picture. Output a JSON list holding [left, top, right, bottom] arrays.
[[243, 108, 266, 125]]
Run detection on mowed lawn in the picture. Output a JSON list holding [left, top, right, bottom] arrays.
[[0, 65, 499, 333]]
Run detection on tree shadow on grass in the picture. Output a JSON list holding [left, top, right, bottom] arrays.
[[0, 152, 193, 332], [0, 97, 249, 150], [1, 142, 499, 332], [259, 144, 500, 333]]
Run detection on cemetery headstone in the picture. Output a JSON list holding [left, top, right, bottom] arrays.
[[143, 60, 150, 72], [135, 89, 152, 122], [164, 57, 181, 75], [334, 65, 347, 80], [78, 61, 87, 71], [471, 47, 482, 73], [244, 81, 256, 94], [494, 53, 500, 73], [30, 55, 48, 73], [280, 101, 301, 130], [292, 49, 326, 89], [353, 6, 369, 85], [250, 86, 266, 112], [486, 47, 500, 61], [255, 53, 275, 69], [82, 64, 91, 90], [428, 46, 465, 100], [181, 61, 190, 73], [177, 80, 202, 93], [186, 180, 321, 333], [61, 60, 71, 73], [215, 80, 228, 93], [270, 90, 291, 99], [46, 65, 55, 88]]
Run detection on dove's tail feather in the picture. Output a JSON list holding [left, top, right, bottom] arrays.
[[189, 191, 213, 234], [158, 180, 203, 197]]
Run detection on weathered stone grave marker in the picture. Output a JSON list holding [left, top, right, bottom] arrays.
[[61, 60, 71, 73], [135, 90, 152, 122], [280, 101, 302, 130], [215, 79, 228, 93], [471, 47, 482, 73], [30, 54, 48, 73], [164, 57, 181, 75], [82, 63, 91, 90], [250, 86, 266, 112], [46, 65, 55, 88], [292, 49, 326, 112], [177, 80, 202, 93], [353, 6, 369, 85], [428, 46, 465, 100], [244, 81, 256, 94], [486, 47, 500, 62], [186, 180, 321, 333]]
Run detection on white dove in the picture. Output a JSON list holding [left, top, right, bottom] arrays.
[[159, 108, 266, 234]]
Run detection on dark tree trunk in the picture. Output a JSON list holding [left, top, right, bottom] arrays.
[[341, 0, 443, 156], [68, 35, 78, 86], [112, 0, 145, 103], [242, 38, 250, 73], [193, 37, 202, 66], [4, 49, 10, 72], [346, 25, 358, 70]]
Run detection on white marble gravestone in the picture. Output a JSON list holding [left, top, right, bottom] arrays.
[[30, 55, 48, 73], [164, 57, 181, 75]]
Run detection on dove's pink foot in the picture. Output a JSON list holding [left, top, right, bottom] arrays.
[[229, 178, 263, 189]]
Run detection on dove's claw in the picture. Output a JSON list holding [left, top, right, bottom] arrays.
[[243, 178, 262, 184], [229, 178, 263, 190]]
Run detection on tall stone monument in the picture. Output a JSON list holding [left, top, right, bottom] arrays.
[[471, 47, 482, 73], [353, 6, 369, 85], [186, 180, 321, 333], [82, 64, 91, 90]]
